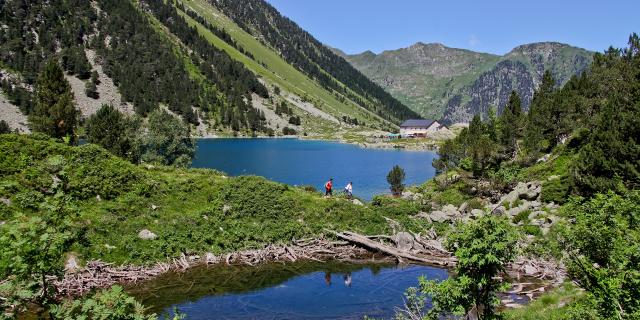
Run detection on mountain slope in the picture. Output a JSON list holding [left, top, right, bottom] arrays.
[[203, 0, 420, 124], [0, 0, 412, 137], [341, 42, 594, 123]]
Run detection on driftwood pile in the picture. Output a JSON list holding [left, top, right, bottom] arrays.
[[55, 231, 565, 299], [55, 237, 374, 296]]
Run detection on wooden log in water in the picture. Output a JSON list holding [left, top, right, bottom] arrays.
[[327, 230, 456, 266]]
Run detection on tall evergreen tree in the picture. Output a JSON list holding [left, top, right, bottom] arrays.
[[525, 71, 558, 153], [498, 91, 523, 156], [29, 59, 79, 141]]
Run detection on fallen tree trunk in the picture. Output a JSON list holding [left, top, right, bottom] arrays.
[[327, 230, 457, 267]]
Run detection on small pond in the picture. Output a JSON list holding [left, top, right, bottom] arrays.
[[127, 261, 449, 319], [192, 138, 438, 201]]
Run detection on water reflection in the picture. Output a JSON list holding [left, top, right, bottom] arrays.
[[127, 261, 449, 319]]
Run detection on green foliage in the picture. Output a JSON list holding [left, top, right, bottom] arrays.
[[282, 126, 297, 135], [512, 209, 531, 224], [563, 191, 640, 319], [51, 286, 157, 320], [85, 79, 98, 99], [572, 35, 640, 195], [29, 59, 79, 141], [85, 105, 141, 163], [541, 176, 571, 204], [0, 211, 72, 315], [498, 91, 524, 156], [419, 215, 519, 319], [140, 110, 195, 168], [386, 165, 406, 196]]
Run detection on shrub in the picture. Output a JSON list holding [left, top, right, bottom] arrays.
[[522, 224, 542, 237], [513, 209, 532, 225], [386, 165, 406, 196], [51, 286, 157, 320]]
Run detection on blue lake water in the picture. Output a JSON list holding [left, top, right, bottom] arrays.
[[192, 138, 438, 200], [128, 262, 448, 320]]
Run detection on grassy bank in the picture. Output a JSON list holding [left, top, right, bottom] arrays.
[[0, 134, 428, 266]]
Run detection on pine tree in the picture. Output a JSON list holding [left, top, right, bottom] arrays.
[[85, 104, 140, 163], [386, 165, 406, 196], [85, 80, 98, 99], [29, 59, 79, 141], [525, 71, 556, 153], [498, 91, 523, 156]]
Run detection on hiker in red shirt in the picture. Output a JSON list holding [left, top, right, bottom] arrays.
[[325, 178, 333, 196]]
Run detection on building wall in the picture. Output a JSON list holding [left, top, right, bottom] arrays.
[[400, 122, 444, 137]]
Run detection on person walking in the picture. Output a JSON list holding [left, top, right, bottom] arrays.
[[344, 182, 353, 199], [325, 178, 333, 196]]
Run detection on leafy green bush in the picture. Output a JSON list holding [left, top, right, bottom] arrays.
[[563, 191, 640, 319], [51, 286, 157, 320], [419, 215, 519, 319]]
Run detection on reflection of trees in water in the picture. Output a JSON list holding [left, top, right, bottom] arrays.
[[126, 261, 394, 313]]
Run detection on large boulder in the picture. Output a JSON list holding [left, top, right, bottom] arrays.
[[470, 209, 485, 218], [523, 182, 542, 200], [138, 229, 157, 240], [492, 206, 507, 216], [394, 232, 415, 251], [442, 204, 460, 217], [429, 210, 451, 223], [507, 200, 532, 217]]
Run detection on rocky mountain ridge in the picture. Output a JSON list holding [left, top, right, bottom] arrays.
[[340, 42, 593, 123]]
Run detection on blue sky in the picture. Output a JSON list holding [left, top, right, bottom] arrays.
[[265, 0, 639, 55]]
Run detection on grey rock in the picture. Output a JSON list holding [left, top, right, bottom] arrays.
[[138, 229, 157, 240], [351, 199, 364, 206], [401, 191, 415, 200], [529, 200, 542, 209], [524, 264, 538, 276], [222, 204, 232, 213], [537, 154, 552, 163], [470, 209, 484, 217], [529, 211, 544, 220], [442, 204, 460, 217], [493, 206, 507, 215], [523, 185, 541, 200], [394, 232, 415, 251], [0, 197, 11, 206], [531, 219, 545, 226], [458, 202, 468, 213], [499, 190, 520, 207], [429, 210, 451, 223]]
